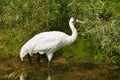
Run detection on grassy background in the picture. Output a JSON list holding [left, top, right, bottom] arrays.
[[0, 0, 120, 65]]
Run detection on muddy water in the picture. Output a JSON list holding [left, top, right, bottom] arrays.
[[0, 58, 120, 80]]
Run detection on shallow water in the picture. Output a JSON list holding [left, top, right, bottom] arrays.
[[0, 59, 119, 80]]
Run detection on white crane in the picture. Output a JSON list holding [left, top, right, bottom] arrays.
[[20, 17, 85, 71]]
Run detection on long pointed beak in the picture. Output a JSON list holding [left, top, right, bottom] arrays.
[[76, 19, 85, 24]]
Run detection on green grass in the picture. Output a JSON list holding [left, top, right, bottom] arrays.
[[0, 0, 120, 64]]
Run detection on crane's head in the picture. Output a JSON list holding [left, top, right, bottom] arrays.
[[69, 17, 85, 24]]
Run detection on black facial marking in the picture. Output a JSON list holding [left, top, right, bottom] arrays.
[[72, 17, 77, 23]]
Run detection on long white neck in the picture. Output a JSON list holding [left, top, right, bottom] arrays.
[[68, 21, 78, 44]]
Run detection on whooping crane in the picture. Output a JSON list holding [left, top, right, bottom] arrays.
[[20, 17, 85, 71]]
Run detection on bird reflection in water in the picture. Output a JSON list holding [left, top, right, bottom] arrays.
[[19, 73, 24, 80], [19, 73, 51, 80]]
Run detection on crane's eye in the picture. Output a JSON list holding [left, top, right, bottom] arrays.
[[72, 18, 77, 23]]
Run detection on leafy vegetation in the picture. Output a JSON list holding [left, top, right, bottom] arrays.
[[0, 0, 120, 65]]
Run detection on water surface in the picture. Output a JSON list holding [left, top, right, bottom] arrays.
[[0, 58, 119, 80]]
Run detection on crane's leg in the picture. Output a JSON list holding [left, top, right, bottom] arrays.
[[27, 54, 32, 64], [46, 53, 53, 75], [48, 61, 50, 75], [36, 53, 40, 63]]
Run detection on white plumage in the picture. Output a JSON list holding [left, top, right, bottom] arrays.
[[20, 17, 85, 70]]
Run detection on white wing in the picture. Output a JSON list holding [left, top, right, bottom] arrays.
[[31, 31, 69, 53]]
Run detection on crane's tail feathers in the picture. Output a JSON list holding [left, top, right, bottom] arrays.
[[20, 51, 24, 61], [21, 57, 24, 61], [20, 54, 24, 61]]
